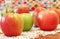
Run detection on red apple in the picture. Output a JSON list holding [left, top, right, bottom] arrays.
[[0, 0, 3, 3], [50, 8, 60, 24], [1, 13, 24, 36], [36, 10, 59, 31], [15, 6, 29, 14], [35, 7, 45, 13], [33, 7, 45, 27]]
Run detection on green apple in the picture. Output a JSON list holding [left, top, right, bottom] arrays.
[[20, 13, 33, 31]]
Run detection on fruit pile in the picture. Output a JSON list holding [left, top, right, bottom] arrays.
[[0, 5, 60, 37], [0, 0, 60, 37]]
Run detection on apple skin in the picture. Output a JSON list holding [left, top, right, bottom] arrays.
[[20, 13, 33, 31], [33, 7, 45, 27], [48, 8, 60, 24], [1, 13, 24, 36], [52, 8, 60, 24], [36, 10, 59, 31], [35, 7, 45, 13], [15, 6, 29, 14]]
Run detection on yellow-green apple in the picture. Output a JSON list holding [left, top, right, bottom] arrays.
[[20, 13, 33, 31]]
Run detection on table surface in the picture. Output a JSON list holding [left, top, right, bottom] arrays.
[[0, 24, 60, 39]]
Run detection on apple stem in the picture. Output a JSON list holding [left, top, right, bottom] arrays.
[[11, 6, 14, 13], [5, 6, 8, 13], [5, 3, 8, 13]]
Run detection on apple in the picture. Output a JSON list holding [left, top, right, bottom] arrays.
[[36, 10, 59, 31], [35, 7, 45, 13], [15, 6, 29, 14], [52, 8, 60, 24], [33, 7, 45, 27], [0, 0, 3, 3], [20, 13, 33, 31], [1, 13, 24, 36], [48, 8, 60, 24]]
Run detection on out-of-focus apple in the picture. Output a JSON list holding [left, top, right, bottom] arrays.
[[15, 6, 29, 14], [35, 7, 45, 13]]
